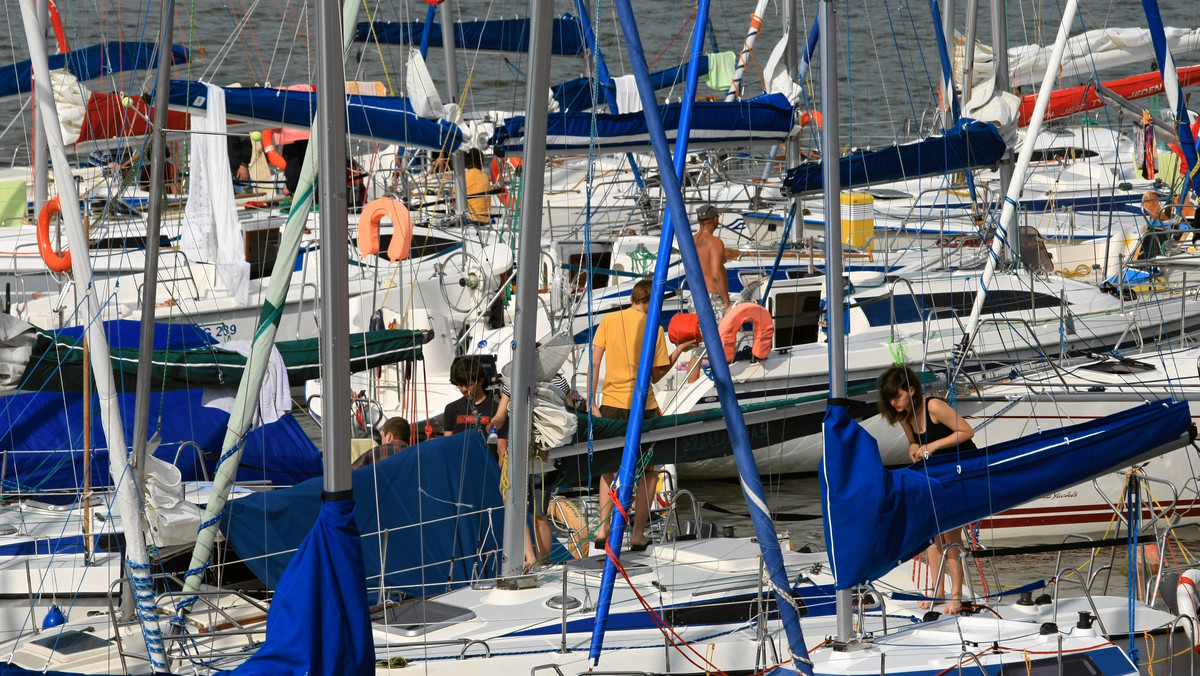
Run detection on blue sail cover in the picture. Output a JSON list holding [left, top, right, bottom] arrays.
[[782, 118, 1006, 196], [496, 92, 795, 156], [0, 41, 190, 100], [222, 433, 502, 595], [819, 399, 1192, 590], [0, 388, 322, 491], [552, 57, 710, 113], [167, 81, 462, 151], [355, 15, 586, 55], [227, 499, 374, 676]]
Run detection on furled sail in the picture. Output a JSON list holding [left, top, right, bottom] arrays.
[[495, 92, 795, 156], [781, 117, 1006, 196], [819, 398, 1193, 589], [167, 80, 463, 151]]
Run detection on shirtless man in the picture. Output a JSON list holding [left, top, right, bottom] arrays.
[[694, 204, 730, 313]]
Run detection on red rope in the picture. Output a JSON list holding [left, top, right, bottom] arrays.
[[648, 8, 697, 69], [604, 547, 790, 676]]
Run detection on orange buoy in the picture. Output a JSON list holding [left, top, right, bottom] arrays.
[[36, 197, 72, 273], [357, 196, 414, 262], [799, 110, 823, 128], [718, 302, 774, 362], [260, 129, 287, 171], [668, 313, 701, 345]]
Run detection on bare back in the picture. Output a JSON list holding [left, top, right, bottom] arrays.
[[695, 230, 729, 306]]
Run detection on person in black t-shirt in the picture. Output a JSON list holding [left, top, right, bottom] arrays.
[[443, 357, 508, 463]]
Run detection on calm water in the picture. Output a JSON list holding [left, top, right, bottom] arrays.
[[0, 0, 1171, 161]]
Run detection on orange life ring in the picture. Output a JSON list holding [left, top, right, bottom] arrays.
[[718, 302, 774, 362], [36, 197, 72, 273], [356, 196, 414, 262], [261, 129, 287, 171], [799, 110, 823, 129]]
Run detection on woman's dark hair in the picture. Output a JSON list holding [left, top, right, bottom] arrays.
[[876, 365, 923, 426], [464, 148, 485, 170]]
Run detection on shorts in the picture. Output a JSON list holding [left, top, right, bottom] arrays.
[[689, 293, 727, 322], [528, 463, 558, 517], [597, 405, 661, 420]]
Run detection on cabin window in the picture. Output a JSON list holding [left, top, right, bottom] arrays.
[[1082, 358, 1156, 375], [772, 290, 823, 347], [245, 228, 284, 280], [1028, 147, 1100, 162], [566, 252, 611, 291], [859, 290, 1061, 327]]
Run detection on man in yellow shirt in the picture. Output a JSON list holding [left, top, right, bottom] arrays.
[[589, 279, 695, 551], [464, 148, 492, 224]]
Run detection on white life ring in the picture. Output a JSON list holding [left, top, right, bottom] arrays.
[[1177, 569, 1200, 646]]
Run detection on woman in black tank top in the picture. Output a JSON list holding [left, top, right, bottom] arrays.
[[876, 365, 977, 614]]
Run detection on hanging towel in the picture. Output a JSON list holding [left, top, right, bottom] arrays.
[[201, 340, 291, 426], [705, 51, 737, 91], [181, 83, 249, 305], [613, 74, 642, 114]]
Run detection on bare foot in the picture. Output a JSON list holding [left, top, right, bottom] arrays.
[[944, 599, 963, 614], [917, 600, 932, 610]]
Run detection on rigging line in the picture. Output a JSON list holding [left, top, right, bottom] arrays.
[[359, 0, 396, 95], [223, 0, 262, 85], [648, 6, 696, 70]]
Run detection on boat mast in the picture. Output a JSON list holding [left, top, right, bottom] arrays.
[[1141, 0, 1200, 195], [816, 0, 854, 645], [725, 0, 770, 101], [121, 0, 174, 624], [989, 0, 1014, 199], [32, 0, 49, 215], [17, 0, 163, 667], [589, 0, 813, 671], [316, 0, 352, 495], [501, 0, 554, 578], [439, 0, 469, 219], [953, 0, 1080, 379], [177, 0, 362, 600], [588, 0, 712, 655]]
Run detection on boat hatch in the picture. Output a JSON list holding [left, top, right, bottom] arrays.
[[1082, 357, 1157, 375], [998, 653, 1100, 675], [376, 599, 476, 637], [563, 555, 652, 579], [26, 630, 112, 661]]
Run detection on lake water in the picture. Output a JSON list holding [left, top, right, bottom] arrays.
[[0, 0, 1175, 161]]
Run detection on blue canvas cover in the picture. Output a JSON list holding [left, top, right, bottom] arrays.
[[0, 41, 190, 100], [552, 57, 710, 113], [495, 92, 794, 156], [355, 15, 586, 55], [782, 118, 1006, 196], [168, 81, 462, 151], [0, 388, 322, 491], [819, 398, 1192, 590], [227, 498, 374, 676], [222, 433, 503, 595]]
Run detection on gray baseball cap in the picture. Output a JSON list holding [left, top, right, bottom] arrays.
[[696, 204, 719, 221]]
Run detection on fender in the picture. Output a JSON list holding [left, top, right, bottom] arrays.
[[718, 302, 774, 362], [36, 197, 72, 274], [356, 196, 413, 262]]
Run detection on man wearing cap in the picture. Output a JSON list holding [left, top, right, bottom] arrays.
[[694, 204, 730, 315]]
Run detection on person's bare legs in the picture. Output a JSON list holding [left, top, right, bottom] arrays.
[[534, 515, 552, 562], [629, 472, 656, 547], [595, 473, 615, 543], [942, 529, 965, 614], [919, 542, 943, 610]]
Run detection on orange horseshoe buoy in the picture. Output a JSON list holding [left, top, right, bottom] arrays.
[[37, 197, 72, 273], [718, 302, 775, 362], [357, 196, 414, 262], [261, 129, 287, 171]]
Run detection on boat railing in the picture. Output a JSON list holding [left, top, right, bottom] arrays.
[[135, 248, 199, 308], [1147, 614, 1198, 676], [1092, 471, 1179, 538], [296, 281, 319, 340], [1051, 561, 1109, 638], [954, 647, 993, 675], [101, 573, 270, 673], [173, 441, 210, 482], [1149, 522, 1200, 609]]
